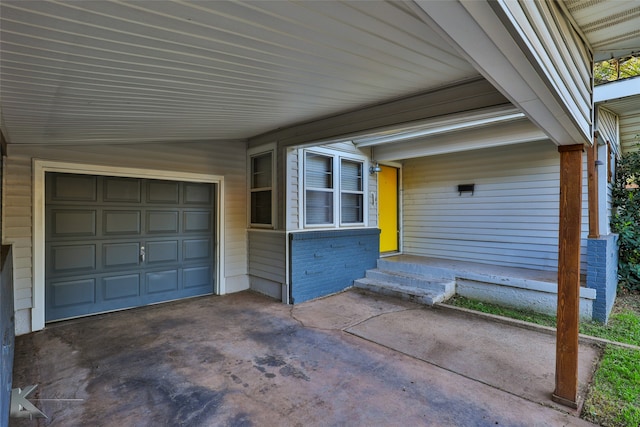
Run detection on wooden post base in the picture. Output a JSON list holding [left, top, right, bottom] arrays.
[[552, 392, 578, 409]]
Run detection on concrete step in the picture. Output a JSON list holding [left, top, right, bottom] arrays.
[[354, 277, 455, 306], [365, 269, 454, 294], [377, 258, 455, 280]]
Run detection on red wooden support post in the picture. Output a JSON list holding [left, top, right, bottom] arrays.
[[553, 144, 584, 408]]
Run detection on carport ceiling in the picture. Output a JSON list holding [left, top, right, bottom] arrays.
[[566, 0, 640, 62], [1, 1, 639, 147], [0, 0, 479, 145]]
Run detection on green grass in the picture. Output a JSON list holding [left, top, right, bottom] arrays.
[[447, 294, 640, 427], [582, 347, 640, 427]]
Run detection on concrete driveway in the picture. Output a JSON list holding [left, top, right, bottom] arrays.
[[11, 290, 599, 426]]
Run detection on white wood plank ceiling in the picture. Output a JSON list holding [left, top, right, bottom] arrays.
[[566, 0, 640, 61], [0, 0, 479, 145], [1, 1, 638, 147], [595, 77, 640, 153]]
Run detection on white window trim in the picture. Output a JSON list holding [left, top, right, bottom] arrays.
[[247, 143, 276, 229], [299, 147, 368, 229]]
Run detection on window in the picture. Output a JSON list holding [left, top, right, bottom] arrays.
[[340, 159, 363, 224], [305, 153, 333, 225], [250, 151, 273, 226], [303, 149, 365, 227]]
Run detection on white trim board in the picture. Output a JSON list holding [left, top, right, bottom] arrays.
[[32, 159, 225, 331]]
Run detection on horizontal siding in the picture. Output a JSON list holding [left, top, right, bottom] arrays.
[[620, 111, 640, 153], [287, 148, 300, 230], [597, 108, 619, 152], [248, 230, 286, 283], [402, 140, 588, 272], [5, 141, 247, 321], [322, 141, 361, 155], [2, 156, 32, 315]]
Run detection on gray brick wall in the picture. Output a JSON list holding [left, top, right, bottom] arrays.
[[290, 229, 379, 303], [587, 234, 619, 323]]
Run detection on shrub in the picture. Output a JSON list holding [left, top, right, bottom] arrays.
[[611, 142, 640, 291]]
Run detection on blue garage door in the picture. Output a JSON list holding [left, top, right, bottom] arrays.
[[45, 173, 215, 322]]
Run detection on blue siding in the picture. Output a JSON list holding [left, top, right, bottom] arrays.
[[587, 235, 618, 323], [1, 246, 14, 427], [290, 229, 380, 303]]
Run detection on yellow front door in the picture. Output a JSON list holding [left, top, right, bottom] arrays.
[[378, 165, 398, 253]]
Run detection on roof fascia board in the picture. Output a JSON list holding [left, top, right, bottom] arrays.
[[412, 0, 591, 146], [594, 77, 640, 103]]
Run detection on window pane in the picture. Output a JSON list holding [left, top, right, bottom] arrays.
[[251, 190, 272, 224], [341, 160, 362, 192], [341, 193, 363, 223], [306, 190, 333, 224], [252, 153, 272, 189], [306, 153, 333, 189]]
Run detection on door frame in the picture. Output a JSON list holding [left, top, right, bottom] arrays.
[[377, 161, 402, 255], [32, 159, 225, 331]]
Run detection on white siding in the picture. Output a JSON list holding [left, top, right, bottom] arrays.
[[248, 230, 286, 283], [286, 147, 300, 230], [402, 140, 588, 272], [4, 141, 247, 333], [621, 111, 640, 153], [597, 108, 619, 154], [2, 155, 33, 315]]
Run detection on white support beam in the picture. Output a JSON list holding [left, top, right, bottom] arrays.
[[373, 119, 547, 161], [594, 77, 640, 103], [412, 0, 592, 147]]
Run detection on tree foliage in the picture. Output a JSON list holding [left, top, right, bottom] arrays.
[[594, 56, 640, 86], [611, 141, 640, 291]]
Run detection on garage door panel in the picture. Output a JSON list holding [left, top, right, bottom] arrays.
[[104, 210, 141, 235], [184, 183, 211, 204], [184, 211, 211, 232], [51, 174, 97, 201], [184, 266, 211, 289], [147, 270, 179, 294], [103, 274, 140, 301], [183, 239, 211, 261], [147, 181, 179, 204], [52, 210, 96, 237], [147, 240, 178, 264], [46, 173, 214, 322], [50, 278, 95, 307], [51, 244, 96, 273], [103, 242, 140, 268], [104, 177, 141, 203], [147, 211, 179, 234]]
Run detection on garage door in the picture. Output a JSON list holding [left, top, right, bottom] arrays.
[[45, 173, 215, 322]]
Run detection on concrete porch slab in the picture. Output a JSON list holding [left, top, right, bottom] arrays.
[[11, 290, 597, 426]]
